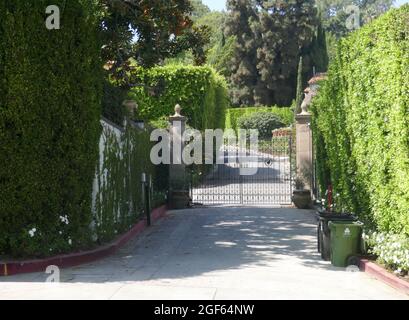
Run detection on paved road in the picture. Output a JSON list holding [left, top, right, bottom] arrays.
[[0, 207, 407, 300]]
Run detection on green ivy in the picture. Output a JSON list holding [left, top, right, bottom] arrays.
[[225, 106, 294, 132], [311, 6, 409, 235], [128, 64, 228, 130], [0, 1, 102, 257], [93, 121, 168, 243]]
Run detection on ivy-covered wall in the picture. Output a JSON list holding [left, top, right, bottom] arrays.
[[128, 65, 228, 130], [225, 106, 294, 132], [92, 120, 168, 244], [0, 1, 102, 257], [311, 6, 409, 235]]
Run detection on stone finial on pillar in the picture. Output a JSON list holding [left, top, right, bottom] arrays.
[[168, 105, 190, 209], [122, 100, 138, 127], [173, 104, 182, 117], [123, 100, 138, 118]]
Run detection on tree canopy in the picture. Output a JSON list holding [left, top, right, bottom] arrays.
[[316, 0, 395, 38], [99, 0, 210, 82], [225, 0, 327, 106]]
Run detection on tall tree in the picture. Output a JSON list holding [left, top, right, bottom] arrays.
[[226, 0, 320, 106], [310, 18, 329, 72], [190, 0, 212, 21], [99, 0, 210, 82], [225, 0, 259, 106], [253, 0, 318, 106], [295, 56, 304, 114], [316, 0, 395, 38]]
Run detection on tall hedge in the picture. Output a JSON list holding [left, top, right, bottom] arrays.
[[0, 1, 102, 257], [128, 65, 228, 130], [311, 6, 409, 235], [225, 106, 294, 132]]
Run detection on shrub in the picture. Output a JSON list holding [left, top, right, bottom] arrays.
[[128, 64, 228, 130], [365, 232, 409, 274], [225, 106, 293, 131], [0, 1, 102, 257], [311, 6, 409, 235], [237, 112, 285, 139]]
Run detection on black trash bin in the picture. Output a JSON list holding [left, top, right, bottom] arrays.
[[317, 210, 357, 261]]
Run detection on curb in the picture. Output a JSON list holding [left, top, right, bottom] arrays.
[[359, 259, 409, 296], [0, 205, 167, 277]]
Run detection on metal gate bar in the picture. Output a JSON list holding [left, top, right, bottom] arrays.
[[190, 134, 294, 206]]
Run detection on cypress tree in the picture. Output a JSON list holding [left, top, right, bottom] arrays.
[[295, 56, 304, 114], [310, 19, 329, 73]]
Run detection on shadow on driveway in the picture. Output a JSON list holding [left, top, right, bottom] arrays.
[[0, 207, 344, 284]]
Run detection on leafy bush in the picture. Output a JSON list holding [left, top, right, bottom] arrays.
[[128, 65, 228, 130], [365, 232, 409, 274], [311, 6, 409, 237], [0, 1, 102, 257], [225, 106, 293, 132], [237, 112, 285, 139]]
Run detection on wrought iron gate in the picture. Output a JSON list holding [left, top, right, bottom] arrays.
[[189, 132, 294, 206]]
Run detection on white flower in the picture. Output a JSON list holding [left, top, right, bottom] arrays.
[[68, 239, 72, 245], [394, 268, 402, 274], [28, 228, 37, 237], [59, 215, 69, 225]]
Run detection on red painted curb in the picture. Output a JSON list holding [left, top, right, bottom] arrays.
[[0, 205, 168, 277], [359, 259, 409, 296]]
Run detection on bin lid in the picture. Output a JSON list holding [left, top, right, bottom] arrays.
[[317, 211, 358, 221], [329, 221, 364, 237], [329, 221, 363, 228]]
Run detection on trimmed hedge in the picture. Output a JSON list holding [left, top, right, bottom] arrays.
[[237, 112, 285, 139], [311, 6, 409, 235], [0, 1, 102, 257], [128, 65, 228, 130], [225, 106, 293, 132]]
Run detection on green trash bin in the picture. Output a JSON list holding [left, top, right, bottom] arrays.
[[329, 221, 363, 267]]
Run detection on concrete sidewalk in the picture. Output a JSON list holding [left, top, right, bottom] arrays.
[[0, 207, 407, 300]]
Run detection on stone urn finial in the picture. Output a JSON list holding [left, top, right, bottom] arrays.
[[299, 88, 312, 115], [123, 100, 138, 117], [174, 104, 182, 117]]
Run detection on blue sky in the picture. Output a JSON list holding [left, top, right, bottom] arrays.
[[202, 0, 409, 12], [395, 0, 409, 6], [202, 0, 226, 11]]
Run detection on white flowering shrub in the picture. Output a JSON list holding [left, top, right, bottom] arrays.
[[365, 232, 409, 275]]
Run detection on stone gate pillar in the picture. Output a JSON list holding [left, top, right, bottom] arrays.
[[295, 73, 327, 195], [295, 111, 313, 192], [168, 104, 190, 209]]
